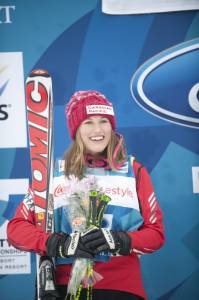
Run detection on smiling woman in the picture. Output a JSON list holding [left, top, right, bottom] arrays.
[[64, 90, 127, 177], [7, 90, 164, 300], [79, 116, 112, 157]]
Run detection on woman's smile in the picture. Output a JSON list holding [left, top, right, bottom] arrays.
[[79, 116, 112, 156]]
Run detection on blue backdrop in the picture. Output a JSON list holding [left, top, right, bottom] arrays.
[[0, 1, 199, 299]]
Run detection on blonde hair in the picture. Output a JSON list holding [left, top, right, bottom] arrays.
[[64, 130, 127, 178]]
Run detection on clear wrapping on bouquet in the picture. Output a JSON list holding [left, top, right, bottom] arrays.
[[64, 175, 109, 299]]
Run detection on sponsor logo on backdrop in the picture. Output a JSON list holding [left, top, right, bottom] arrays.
[[0, 104, 9, 120], [0, 75, 10, 120], [0, 6, 15, 24], [0, 178, 30, 274], [130, 38, 199, 129], [0, 53, 27, 148]]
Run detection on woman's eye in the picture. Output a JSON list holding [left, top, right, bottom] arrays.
[[100, 118, 109, 123], [83, 120, 92, 125]]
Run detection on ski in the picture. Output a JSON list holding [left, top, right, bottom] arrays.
[[26, 69, 56, 299], [26, 69, 54, 232]]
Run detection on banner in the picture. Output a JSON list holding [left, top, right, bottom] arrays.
[[0, 52, 27, 148], [102, 0, 199, 14]]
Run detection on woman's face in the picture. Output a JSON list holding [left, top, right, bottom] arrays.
[[79, 116, 112, 157]]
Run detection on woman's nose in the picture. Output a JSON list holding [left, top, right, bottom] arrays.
[[92, 122, 102, 133]]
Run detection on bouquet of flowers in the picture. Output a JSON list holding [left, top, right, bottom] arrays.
[[64, 175, 111, 300]]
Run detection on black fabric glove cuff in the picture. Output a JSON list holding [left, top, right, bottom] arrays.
[[46, 232, 69, 258], [113, 231, 132, 256]]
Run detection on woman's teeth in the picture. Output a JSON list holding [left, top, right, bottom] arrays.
[[90, 136, 104, 141]]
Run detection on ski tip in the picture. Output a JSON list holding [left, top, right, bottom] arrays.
[[28, 69, 50, 78]]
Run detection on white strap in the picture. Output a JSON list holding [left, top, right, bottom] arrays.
[[67, 232, 79, 255], [101, 228, 115, 250]]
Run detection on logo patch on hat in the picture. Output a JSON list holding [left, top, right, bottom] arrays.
[[86, 105, 114, 115]]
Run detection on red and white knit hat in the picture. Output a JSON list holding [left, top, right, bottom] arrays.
[[65, 90, 116, 139]]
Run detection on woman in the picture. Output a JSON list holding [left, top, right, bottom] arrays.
[[7, 90, 164, 300]]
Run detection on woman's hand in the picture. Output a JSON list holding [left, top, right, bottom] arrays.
[[81, 227, 132, 255], [46, 232, 94, 259]]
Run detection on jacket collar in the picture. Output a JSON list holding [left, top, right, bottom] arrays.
[[85, 154, 110, 169]]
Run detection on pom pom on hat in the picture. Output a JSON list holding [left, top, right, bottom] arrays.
[[66, 90, 116, 139]]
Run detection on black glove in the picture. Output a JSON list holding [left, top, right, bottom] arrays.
[[81, 227, 132, 256], [46, 232, 94, 259]]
